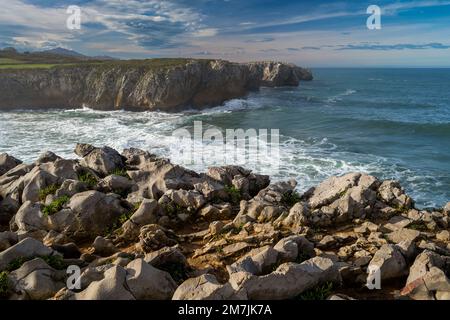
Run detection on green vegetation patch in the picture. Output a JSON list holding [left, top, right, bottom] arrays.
[[42, 195, 70, 216], [0, 64, 61, 70], [281, 190, 301, 206], [0, 58, 24, 64], [78, 171, 98, 188], [6, 255, 65, 272], [111, 168, 130, 179], [297, 282, 334, 300], [224, 185, 242, 204], [39, 184, 60, 202], [0, 271, 10, 299]]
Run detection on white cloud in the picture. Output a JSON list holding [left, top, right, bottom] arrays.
[[191, 28, 219, 37]]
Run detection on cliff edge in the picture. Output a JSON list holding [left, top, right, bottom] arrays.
[[0, 59, 312, 112]]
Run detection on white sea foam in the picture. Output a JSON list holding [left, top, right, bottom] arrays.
[[326, 89, 357, 103]]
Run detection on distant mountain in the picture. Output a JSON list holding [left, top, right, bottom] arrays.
[[39, 47, 117, 61], [41, 47, 86, 58]]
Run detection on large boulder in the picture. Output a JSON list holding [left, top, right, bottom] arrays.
[[49, 191, 127, 239], [401, 250, 450, 300], [367, 244, 408, 281], [172, 274, 237, 300], [14, 201, 48, 233], [0, 153, 22, 176], [74, 265, 135, 300], [21, 167, 58, 203], [8, 258, 65, 300], [127, 160, 200, 200], [98, 175, 135, 194], [300, 173, 395, 226], [234, 180, 297, 225], [206, 165, 270, 198], [0, 238, 54, 271], [74, 143, 124, 176], [125, 258, 177, 300], [378, 180, 413, 209], [236, 257, 341, 300]]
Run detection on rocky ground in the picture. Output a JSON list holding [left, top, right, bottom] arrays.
[[0, 144, 449, 300]]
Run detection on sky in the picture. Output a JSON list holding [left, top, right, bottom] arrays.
[[1, 0, 450, 67]]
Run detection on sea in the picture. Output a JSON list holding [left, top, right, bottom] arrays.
[[1, 68, 449, 209]]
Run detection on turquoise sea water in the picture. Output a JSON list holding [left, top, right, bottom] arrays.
[[1, 68, 449, 208]]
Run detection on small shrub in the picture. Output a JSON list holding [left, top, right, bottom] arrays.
[[297, 282, 334, 300], [225, 185, 242, 204], [281, 190, 301, 206], [42, 195, 70, 216], [40, 255, 65, 270], [38, 184, 59, 202], [111, 168, 130, 179], [0, 271, 10, 299], [6, 255, 65, 272], [6, 257, 32, 272], [78, 172, 98, 188]]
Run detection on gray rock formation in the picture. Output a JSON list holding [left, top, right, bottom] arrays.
[[0, 60, 312, 112]]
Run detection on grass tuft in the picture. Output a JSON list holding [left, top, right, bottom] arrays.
[[42, 195, 70, 216], [224, 185, 242, 204], [39, 184, 59, 202], [281, 190, 301, 207], [0, 271, 10, 299], [111, 168, 130, 179], [297, 282, 334, 300], [78, 172, 98, 188]]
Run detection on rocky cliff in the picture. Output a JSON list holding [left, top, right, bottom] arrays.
[[0, 145, 449, 300], [0, 60, 312, 111]]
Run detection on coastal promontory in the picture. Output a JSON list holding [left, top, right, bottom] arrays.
[[0, 57, 312, 111]]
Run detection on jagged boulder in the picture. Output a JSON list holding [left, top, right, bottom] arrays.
[[234, 180, 297, 225], [173, 274, 237, 300], [125, 258, 177, 300], [74, 143, 124, 176], [8, 258, 65, 300], [235, 257, 341, 300], [127, 160, 200, 200], [48, 190, 128, 239], [367, 244, 408, 281], [0, 153, 22, 176], [0, 238, 54, 271], [401, 250, 450, 300]]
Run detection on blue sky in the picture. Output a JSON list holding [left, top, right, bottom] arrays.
[[1, 0, 450, 66]]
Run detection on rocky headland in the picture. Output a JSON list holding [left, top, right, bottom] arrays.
[[0, 145, 449, 300], [0, 59, 312, 112]]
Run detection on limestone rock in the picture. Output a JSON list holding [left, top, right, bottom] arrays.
[[92, 236, 119, 256], [98, 175, 135, 194], [0, 238, 54, 271], [367, 244, 407, 281], [172, 274, 236, 300], [14, 201, 48, 233], [0, 153, 22, 176], [138, 224, 177, 253], [9, 258, 65, 300], [386, 228, 420, 244], [378, 180, 413, 209], [237, 257, 341, 300], [74, 265, 135, 300], [402, 250, 450, 300], [0, 231, 18, 252], [125, 258, 177, 300], [74, 144, 124, 176]]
